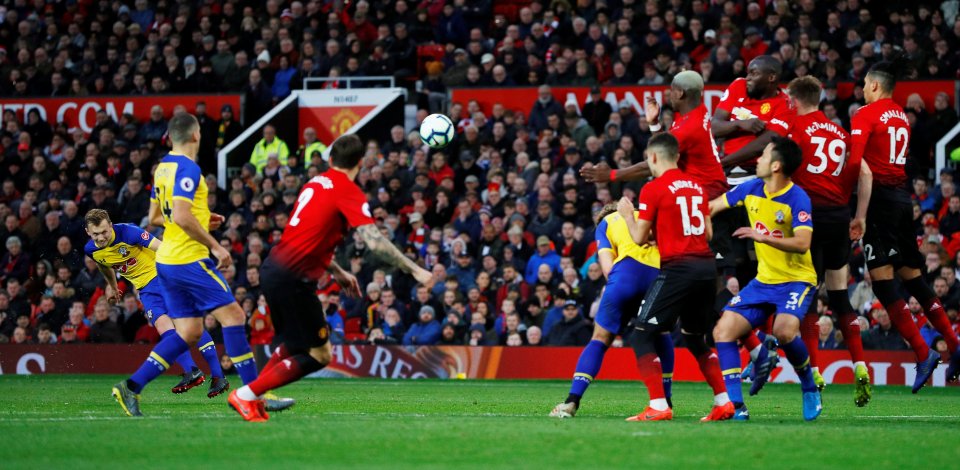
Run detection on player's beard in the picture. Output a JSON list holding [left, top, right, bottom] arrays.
[[746, 84, 765, 100]]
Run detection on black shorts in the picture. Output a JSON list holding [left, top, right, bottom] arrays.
[[261, 258, 329, 351], [863, 187, 923, 271], [636, 257, 718, 335], [811, 206, 852, 281], [710, 208, 737, 271]]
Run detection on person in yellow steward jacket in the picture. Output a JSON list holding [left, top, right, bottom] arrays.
[[250, 124, 290, 173], [299, 127, 327, 167]]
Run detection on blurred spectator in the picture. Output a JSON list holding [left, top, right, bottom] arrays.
[[88, 300, 123, 343], [544, 300, 591, 346], [250, 125, 290, 174], [403, 305, 441, 345], [862, 305, 909, 350]]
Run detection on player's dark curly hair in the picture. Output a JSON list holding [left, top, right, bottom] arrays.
[[868, 52, 913, 93]]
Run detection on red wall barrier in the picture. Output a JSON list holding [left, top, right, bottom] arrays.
[[450, 81, 955, 121], [0, 344, 951, 387], [0, 95, 242, 133]]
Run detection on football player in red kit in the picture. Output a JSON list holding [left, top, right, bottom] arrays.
[[849, 57, 960, 391], [617, 132, 732, 423], [228, 134, 434, 421], [786, 76, 871, 406]]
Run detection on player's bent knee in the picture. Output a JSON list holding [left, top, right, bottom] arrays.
[[308, 343, 332, 367], [772, 320, 799, 343], [172, 319, 203, 345], [212, 302, 246, 327], [591, 325, 615, 345], [153, 315, 173, 335]]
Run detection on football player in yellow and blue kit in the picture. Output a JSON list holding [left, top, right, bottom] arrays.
[[85, 209, 228, 397], [709, 137, 822, 421], [550, 203, 666, 418], [112, 113, 260, 417]]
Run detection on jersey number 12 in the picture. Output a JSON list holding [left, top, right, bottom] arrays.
[[887, 127, 908, 165], [676, 196, 705, 236]]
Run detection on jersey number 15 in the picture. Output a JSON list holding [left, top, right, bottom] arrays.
[[676, 196, 705, 236]]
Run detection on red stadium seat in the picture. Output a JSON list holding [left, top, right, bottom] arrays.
[[344, 317, 366, 341]]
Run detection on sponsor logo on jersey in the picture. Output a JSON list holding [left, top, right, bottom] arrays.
[[140, 232, 150, 241], [770, 118, 789, 130], [732, 107, 757, 120], [771, 230, 784, 238], [761, 103, 771, 114], [798, 211, 810, 223], [754, 222, 769, 235]]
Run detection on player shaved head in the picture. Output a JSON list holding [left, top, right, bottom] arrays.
[[670, 70, 704, 107], [330, 134, 364, 170], [787, 76, 822, 109], [746, 56, 782, 100], [167, 113, 199, 144]]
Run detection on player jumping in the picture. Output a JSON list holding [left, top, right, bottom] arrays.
[[786, 76, 871, 405], [548, 202, 663, 419], [112, 113, 280, 417], [849, 57, 960, 388], [227, 134, 435, 422], [87, 209, 228, 397], [709, 137, 822, 421]]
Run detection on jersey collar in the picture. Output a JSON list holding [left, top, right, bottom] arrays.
[[107, 227, 117, 247], [764, 181, 794, 199]]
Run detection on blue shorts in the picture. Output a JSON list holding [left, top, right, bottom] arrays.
[[725, 279, 815, 328], [595, 258, 659, 335], [139, 279, 167, 326], [157, 258, 236, 319]]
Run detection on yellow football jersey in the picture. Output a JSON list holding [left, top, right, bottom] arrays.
[[84, 223, 158, 290], [152, 153, 212, 265], [595, 211, 661, 269], [722, 179, 817, 285]]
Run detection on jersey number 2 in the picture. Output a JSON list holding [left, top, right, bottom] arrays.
[[676, 196, 705, 236], [289, 188, 315, 227], [887, 127, 908, 165]]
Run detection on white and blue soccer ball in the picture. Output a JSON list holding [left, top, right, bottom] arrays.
[[419, 113, 455, 149]]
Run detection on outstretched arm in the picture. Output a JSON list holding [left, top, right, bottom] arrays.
[[721, 130, 777, 168], [580, 161, 651, 183], [356, 224, 434, 287]]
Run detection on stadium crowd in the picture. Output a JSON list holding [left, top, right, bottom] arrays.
[[1, 0, 960, 352]]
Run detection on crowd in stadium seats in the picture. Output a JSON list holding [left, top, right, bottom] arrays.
[[1, 1, 960, 351]]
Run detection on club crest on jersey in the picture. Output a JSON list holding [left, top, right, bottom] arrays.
[[760, 103, 771, 114], [729, 295, 741, 306], [118, 247, 129, 257], [775, 210, 784, 224]]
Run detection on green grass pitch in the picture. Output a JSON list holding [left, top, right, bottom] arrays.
[[0, 375, 958, 469]]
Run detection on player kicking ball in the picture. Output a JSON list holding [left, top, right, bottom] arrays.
[[112, 113, 286, 416], [549, 202, 664, 419], [709, 137, 822, 421], [228, 134, 434, 422], [617, 133, 733, 422], [87, 210, 228, 397]]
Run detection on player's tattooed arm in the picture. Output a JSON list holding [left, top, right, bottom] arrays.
[[356, 224, 434, 286]]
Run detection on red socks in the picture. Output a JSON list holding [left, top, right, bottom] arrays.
[[922, 298, 960, 353], [696, 352, 726, 396], [742, 331, 761, 351], [801, 313, 820, 369], [262, 344, 292, 372], [836, 313, 865, 363], [886, 300, 931, 361], [636, 353, 665, 401]]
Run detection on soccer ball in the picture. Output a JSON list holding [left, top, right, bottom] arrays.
[[419, 113, 455, 149]]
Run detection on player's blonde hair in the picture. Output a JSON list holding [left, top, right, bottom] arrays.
[[84, 209, 111, 228]]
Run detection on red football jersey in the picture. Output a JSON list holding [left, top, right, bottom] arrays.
[[789, 111, 858, 207], [637, 168, 713, 262], [671, 104, 729, 200], [270, 169, 375, 279], [715, 78, 795, 159], [850, 98, 910, 188]]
